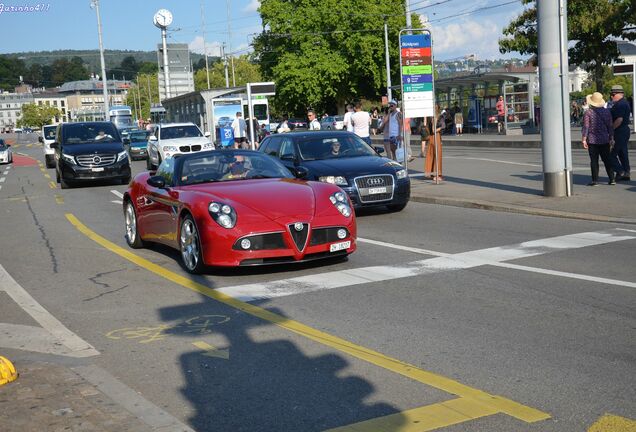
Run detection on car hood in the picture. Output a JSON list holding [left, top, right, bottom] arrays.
[[159, 137, 209, 146], [61, 142, 124, 155], [301, 156, 399, 178], [184, 178, 316, 220]]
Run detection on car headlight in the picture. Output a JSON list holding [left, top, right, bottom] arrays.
[[329, 191, 352, 217], [208, 201, 237, 229], [396, 169, 407, 179], [163, 146, 178, 153], [202, 142, 214, 150], [319, 176, 348, 186], [61, 153, 76, 165], [116, 150, 129, 162]]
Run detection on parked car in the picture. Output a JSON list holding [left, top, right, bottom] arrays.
[[39, 124, 57, 168], [0, 139, 12, 164], [123, 149, 356, 273], [51, 121, 131, 189], [146, 122, 214, 170], [258, 131, 410, 212], [122, 129, 150, 160], [320, 115, 345, 130], [288, 118, 308, 130]]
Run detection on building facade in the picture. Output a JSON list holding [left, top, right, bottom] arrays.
[[33, 90, 69, 124], [157, 43, 195, 102], [58, 79, 131, 122], [0, 92, 34, 132]]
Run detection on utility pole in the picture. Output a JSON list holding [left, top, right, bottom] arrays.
[[91, 0, 109, 121], [222, 43, 229, 88], [226, 0, 236, 86], [537, 0, 572, 197], [201, 0, 210, 90], [384, 20, 392, 102], [161, 28, 171, 100], [405, 0, 411, 31]]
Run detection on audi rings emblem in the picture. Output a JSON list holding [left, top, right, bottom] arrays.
[[92, 156, 102, 164], [367, 177, 383, 187], [294, 222, 304, 232]]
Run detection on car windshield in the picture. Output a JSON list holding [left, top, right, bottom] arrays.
[[43, 126, 56, 139], [128, 131, 149, 143], [0, 140, 7, 150], [180, 152, 293, 185], [62, 123, 119, 145], [298, 135, 378, 161], [160, 125, 203, 140]]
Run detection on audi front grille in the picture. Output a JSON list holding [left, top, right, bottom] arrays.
[[353, 174, 395, 203]]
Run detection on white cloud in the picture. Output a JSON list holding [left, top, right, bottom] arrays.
[[243, 0, 260, 13], [188, 36, 223, 57]]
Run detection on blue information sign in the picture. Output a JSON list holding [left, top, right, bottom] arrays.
[[402, 74, 433, 84], [220, 127, 234, 147], [400, 34, 431, 49]]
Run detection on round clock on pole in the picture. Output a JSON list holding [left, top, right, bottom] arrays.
[[153, 9, 173, 28]]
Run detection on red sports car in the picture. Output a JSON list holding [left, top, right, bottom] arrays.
[[123, 150, 357, 273]]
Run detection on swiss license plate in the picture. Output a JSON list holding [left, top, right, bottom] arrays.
[[368, 186, 387, 194], [92, 167, 104, 172], [330, 240, 351, 252]]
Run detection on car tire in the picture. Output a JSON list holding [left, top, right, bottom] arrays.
[[179, 214, 205, 274], [124, 200, 145, 249], [387, 203, 407, 212], [55, 169, 60, 184], [146, 152, 152, 170], [60, 177, 70, 189], [45, 156, 55, 168]]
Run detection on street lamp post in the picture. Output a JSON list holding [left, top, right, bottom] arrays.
[[90, 0, 109, 121]]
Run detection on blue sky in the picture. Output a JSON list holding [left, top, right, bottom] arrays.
[[0, 0, 527, 61]]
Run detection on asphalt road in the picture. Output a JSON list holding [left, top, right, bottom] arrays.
[[1, 134, 634, 431]]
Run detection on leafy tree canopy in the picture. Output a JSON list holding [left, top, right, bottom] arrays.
[[193, 55, 261, 91], [499, 0, 635, 92], [17, 104, 61, 128], [253, 0, 420, 115]]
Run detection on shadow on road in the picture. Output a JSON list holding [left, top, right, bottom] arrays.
[[159, 293, 406, 432]]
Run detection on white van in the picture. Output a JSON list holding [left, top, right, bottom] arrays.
[[39, 124, 57, 168]]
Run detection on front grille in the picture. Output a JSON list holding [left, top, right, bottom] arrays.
[[238, 250, 347, 266], [232, 233, 286, 251], [310, 227, 349, 246], [76, 154, 117, 167], [354, 174, 394, 203], [288, 223, 309, 252], [191, 145, 202, 151], [179, 146, 191, 152]]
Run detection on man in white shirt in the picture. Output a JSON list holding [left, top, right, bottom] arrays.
[[308, 110, 321, 130], [231, 112, 247, 149], [343, 104, 354, 132], [350, 102, 371, 144]]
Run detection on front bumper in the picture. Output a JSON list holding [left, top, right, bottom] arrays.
[[343, 178, 410, 209], [129, 147, 148, 159], [58, 157, 131, 182], [199, 218, 357, 267], [0, 152, 10, 163]]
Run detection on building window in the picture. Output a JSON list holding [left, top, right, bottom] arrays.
[[61, 101, 65, 107]]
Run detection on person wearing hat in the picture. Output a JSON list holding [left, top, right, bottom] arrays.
[[609, 84, 631, 181], [582, 92, 615, 186], [378, 100, 403, 160]]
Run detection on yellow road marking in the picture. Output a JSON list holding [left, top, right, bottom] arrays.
[[65, 213, 550, 426], [192, 341, 230, 360], [588, 414, 636, 432], [44, 173, 51, 179], [26, 143, 33, 148], [55, 194, 64, 205], [327, 397, 499, 431], [49, 181, 56, 189]]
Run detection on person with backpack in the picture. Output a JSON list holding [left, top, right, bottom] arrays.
[[581, 92, 615, 186]]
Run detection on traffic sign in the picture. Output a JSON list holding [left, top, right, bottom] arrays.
[[612, 63, 634, 76], [400, 31, 434, 118]]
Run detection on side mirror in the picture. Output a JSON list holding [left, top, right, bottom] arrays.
[[374, 146, 385, 154], [50, 142, 59, 150], [149, 136, 158, 142], [290, 166, 309, 179], [38, 136, 44, 143], [147, 175, 166, 188], [204, 131, 211, 138]]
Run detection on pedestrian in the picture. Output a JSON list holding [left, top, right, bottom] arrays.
[[308, 109, 321, 131], [382, 100, 402, 160], [377, 107, 393, 158], [581, 92, 615, 186], [231, 111, 248, 149], [370, 107, 380, 135], [350, 101, 371, 144], [496, 95, 505, 134], [609, 85, 631, 181], [249, 117, 261, 148], [425, 105, 445, 181], [454, 108, 464, 136], [276, 115, 291, 133], [343, 104, 354, 132], [417, 117, 430, 158]]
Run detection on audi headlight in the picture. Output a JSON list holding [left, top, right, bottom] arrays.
[[61, 153, 76, 165], [208, 201, 237, 228], [396, 169, 407, 179], [163, 145, 178, 153], [116, 150, 129, 162], [329, 192, 352, 217], [319, 176, 348, 186]]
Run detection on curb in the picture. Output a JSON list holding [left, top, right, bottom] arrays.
[[410, 195, 636, 225], [0, 356, 18, 386]]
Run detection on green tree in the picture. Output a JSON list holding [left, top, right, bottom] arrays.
[[124, 73, 159, 121], [17, 104, 61, 129], [117, 56, 139, 80], [0, 56, 27, 91], [253, 0, 420, 115], [137, 62, 158, 74], [50, 57, 89, 86], [194, 55, 262, 91], [499, 0, 635, 92]]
